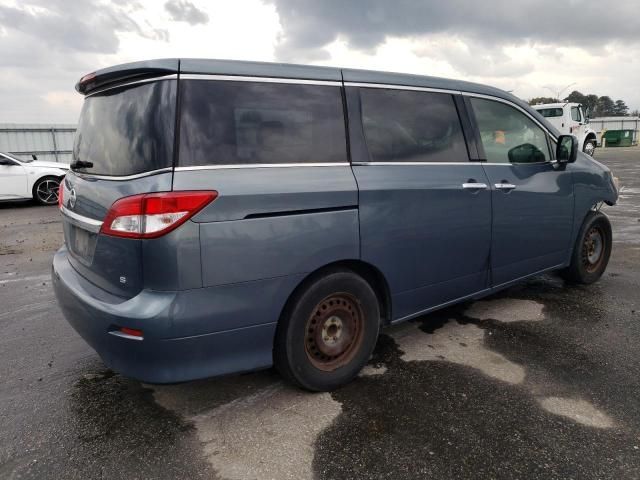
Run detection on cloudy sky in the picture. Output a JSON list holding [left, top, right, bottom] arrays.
[[1, 0, 639, 123]]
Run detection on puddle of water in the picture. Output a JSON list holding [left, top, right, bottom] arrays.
[[539, 396, 615, 429], [393, 321, 526, 385]]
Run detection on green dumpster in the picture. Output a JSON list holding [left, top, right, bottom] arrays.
[[603, 130, 634, 147]]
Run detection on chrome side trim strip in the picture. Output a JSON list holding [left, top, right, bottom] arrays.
[[174, 163, 349, 171], [351, 161, 545, 167], [180, 74, 342, 86], [352, 161, 484, 166], [86, 74, 178, 97], [71, 167, 173, 181], [60, 205, 103, 233], [344, 82, 461, 95]]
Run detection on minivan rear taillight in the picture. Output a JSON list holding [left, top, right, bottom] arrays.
[[100, 191, 217, 239]]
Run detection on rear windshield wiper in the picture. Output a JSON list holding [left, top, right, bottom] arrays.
[[70, 160, 94, 170]]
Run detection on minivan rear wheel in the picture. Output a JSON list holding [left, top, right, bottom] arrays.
[[274, 269, 380, 391], [560, 211, 612, 284]]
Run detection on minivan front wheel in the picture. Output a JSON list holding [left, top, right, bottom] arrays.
[[561, 211, 612, 284], [275, 269, 380, 391]]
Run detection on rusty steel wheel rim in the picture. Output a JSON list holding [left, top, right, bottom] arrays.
[[304, 293, 365, 372], [582, 226, 605, 273]]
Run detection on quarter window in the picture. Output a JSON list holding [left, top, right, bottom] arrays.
[[178, 80, 347, 166], [359, 88, 468, 163], [471, 98, 551, 164]]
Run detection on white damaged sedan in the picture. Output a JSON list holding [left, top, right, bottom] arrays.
[[0, 152, 69, 205]]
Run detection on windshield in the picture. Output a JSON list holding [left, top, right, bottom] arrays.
[[535, 108, 563, 118], [72, 80, 176, 176], [2, 152, 32, 163]]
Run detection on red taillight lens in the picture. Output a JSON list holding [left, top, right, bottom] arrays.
[[58, 182, 64, 209], [100, 191, 217, 239]]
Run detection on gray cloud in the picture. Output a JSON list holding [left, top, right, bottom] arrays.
[[165, 0, 209, 25], [0, 0, 170, 123], [0, 0, 168, 55], [266, 0, 640, 61]]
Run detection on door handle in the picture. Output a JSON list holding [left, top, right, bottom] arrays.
[[495, 183, 517, 191], [462, 183, 488, 190]]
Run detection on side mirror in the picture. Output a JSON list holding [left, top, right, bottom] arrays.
[[557, 135, 578, 164]]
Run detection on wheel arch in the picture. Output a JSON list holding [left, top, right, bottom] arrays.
[[278, 259, 392, 329], [567, 202, 612, 262], [584, 132, 597, 143]]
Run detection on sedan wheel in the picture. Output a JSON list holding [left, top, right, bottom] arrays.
[[34, 177, 61, 205]]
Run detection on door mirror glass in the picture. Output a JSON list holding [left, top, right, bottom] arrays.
[[556, 135, 578, 163]]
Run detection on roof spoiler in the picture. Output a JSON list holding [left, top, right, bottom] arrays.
[[75, 59, 179, 95]]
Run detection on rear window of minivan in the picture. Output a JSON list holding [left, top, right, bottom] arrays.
[[73, 80, 176, 176], [177, 80, 347, 167]]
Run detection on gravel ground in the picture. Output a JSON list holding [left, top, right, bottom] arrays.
[[1, 147, 639, 480]]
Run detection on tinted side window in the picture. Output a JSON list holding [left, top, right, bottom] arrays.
[[359, 88, 468, 163], [178, 80, 347, 166], [471, 98, 550, 164], [571, 106, 581, 122]]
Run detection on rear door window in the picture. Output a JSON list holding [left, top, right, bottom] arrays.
[[73, 80, 176, 176], [470, 97, 551, 164], [359, 88, 468, 163], [178, 80, 347, 166]]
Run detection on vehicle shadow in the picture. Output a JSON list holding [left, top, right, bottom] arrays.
[[0, 199, 38, 209]]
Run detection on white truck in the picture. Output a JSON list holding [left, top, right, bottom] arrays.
[[532, 103, 598, 156]]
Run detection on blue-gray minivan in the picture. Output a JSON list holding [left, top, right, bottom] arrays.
[[52, 59, 619, 391]]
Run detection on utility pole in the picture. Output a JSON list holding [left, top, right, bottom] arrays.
[[544, 82, 576, 101]]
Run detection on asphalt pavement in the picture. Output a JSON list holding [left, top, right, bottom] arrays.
[[1, 147, 639, 480]]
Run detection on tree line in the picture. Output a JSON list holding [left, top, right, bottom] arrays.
[[529, 90, 639, 117]]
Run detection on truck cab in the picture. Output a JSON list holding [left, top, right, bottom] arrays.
[[533, 102, 598, 156]]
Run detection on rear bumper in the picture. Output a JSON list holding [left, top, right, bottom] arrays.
[[52, 246, 300, 383]]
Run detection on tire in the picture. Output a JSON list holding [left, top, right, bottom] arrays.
[[583, 139, 596, 156], [560, 211, 612, 284], [33, 176, 61, 205], [274, 269, 380, 391]]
